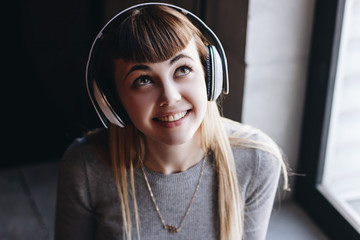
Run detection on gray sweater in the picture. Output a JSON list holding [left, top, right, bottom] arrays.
[[55, 122, 281, 240]]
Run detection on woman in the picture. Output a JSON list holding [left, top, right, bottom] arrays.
[[55, 3, 288, 240]]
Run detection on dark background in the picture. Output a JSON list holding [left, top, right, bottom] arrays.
[[4, 0, 103, 167], [3, 0, 248, 168]]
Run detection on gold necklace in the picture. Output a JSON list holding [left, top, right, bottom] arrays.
[[140, 158, 207, 233]]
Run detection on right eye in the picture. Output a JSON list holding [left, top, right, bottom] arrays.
[[132, 75, 153, 88]]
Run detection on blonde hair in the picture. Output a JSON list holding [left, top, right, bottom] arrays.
[[200, 102, 243, 239], [109, 102, 289, 240], [103, 5, 288, 239], [109, 101, 245, 239]]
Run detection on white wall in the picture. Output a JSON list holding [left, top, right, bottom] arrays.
[[242, 0, 316, 192]]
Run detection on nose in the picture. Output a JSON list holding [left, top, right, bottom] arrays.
[[159, 80, 181, 107]]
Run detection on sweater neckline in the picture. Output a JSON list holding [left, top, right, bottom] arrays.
[[134, 154, 211, 185]]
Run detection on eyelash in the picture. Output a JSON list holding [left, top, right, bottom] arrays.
[[175, 65, 193, 77], [131, 65, 194, 88], [132, 75, 152, 88]]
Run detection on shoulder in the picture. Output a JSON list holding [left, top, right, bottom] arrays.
[[56, 129, 111, 236], [221, 118, 282, 199], [59, 128, 110, 179], [63, 128, 109, 159], [222, 117, 281, 162], [57, 128, 113, 206], [222, 117, 277, 147]]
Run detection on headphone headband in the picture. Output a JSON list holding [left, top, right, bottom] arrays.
[[86, 2, 229, 128]]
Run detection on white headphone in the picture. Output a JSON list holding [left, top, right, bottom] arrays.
[[86, 2, 229, 128]]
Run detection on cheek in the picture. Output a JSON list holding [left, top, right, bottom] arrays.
[[190, 75, 208, 103], [119, 92, 154, 122], [183, 75, 208, 118]]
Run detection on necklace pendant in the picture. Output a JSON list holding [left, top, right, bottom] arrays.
[[165, 225, 179, 233]]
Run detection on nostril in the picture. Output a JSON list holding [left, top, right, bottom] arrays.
[[160, 102, 168, 107]]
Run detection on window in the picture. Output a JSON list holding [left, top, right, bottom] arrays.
[[295, 0, 360, 238], [321, 0, 360, 232]]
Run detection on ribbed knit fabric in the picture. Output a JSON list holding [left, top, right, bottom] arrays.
[[55, 121, 281, 240]]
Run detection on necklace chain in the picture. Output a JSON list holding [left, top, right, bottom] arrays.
[[141, 158, 207, 233]]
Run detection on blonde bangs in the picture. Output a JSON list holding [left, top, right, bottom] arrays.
[[114, 6, 201, 63]]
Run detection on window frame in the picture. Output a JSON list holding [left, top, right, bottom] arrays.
[[294, 0, 360, 238]]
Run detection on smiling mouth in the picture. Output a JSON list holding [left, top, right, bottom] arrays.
[[156, 110, 189, 122]]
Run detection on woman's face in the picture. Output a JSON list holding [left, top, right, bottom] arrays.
[[114, 38, 208, 146]]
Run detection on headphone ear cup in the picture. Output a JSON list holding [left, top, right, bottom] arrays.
[[205, 45, 224, 101], [91, 80, 128, 128]]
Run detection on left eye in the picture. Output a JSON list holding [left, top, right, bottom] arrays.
[[174, 66, 191, 77], [132, 75, 153, 88]]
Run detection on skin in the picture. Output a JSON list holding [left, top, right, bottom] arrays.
[[114, 38, 208, 174]]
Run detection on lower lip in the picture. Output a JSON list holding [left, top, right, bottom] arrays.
[[154, 111, 191, 128]]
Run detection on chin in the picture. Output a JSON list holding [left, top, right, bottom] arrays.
[[149, 129, 200, 146], [159, 135, 194, 146]]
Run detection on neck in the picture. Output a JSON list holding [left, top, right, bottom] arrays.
[[143, 132, 205, 174]]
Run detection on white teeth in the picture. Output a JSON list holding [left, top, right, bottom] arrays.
[[158, 111, 187, 122]]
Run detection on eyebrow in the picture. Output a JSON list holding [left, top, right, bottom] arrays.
[[124, 64, 150, 81], [169, 53, 193, 65], [124, 54, 194, 81]]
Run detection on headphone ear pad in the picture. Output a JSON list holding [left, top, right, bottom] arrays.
[[205, 49, 212, 100], [205, 45, 224, 101]]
